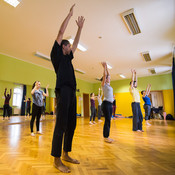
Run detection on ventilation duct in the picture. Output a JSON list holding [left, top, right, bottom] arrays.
[[141, 52, 151, 62], [149, 68, 156, 74], [121, 8, 141, 35]]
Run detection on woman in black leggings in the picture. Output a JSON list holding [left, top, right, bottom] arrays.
[[30, 81, 49, 136]]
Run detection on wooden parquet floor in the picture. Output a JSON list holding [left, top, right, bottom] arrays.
[[0, 116, 175, 175]]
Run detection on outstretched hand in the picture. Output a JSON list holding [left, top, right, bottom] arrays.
[[69, 4, 75, 16], [101, 62, 107, 68], [131, 69, 136, 74], [46, 84, 49, 89], [76, 16, 85, 28]]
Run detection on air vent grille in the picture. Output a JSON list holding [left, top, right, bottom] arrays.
[[142, 52, 151, 62], [121, 8, 141, 35], [149, 68, 156, 74]]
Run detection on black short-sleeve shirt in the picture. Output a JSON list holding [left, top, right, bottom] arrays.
[[50, 41, 76, 90]]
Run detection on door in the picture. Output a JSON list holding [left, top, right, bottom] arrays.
[[83, 93, 89, 117]]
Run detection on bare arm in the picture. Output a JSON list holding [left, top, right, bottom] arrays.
[[31, 87, 37, 95], [4, 88, 7, 97], [146, 84, 151, 96], [130, 69, 134, 89], [134, 70, 137, 87], [31, 82, 38, 95], [101, 62, 107, 87], [43, 85, 49, 97], [56, 4, 75, 45], [98, 88, 101, 97], [72, 16, 85, 53]]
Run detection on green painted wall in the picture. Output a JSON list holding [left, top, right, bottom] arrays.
[[0, 54, 94, 115], [0, 54, 56, 88], [93, 74, 173, 94], [0, 53, 173, 116]]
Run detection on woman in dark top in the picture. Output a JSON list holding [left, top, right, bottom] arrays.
[[89, 93, 97, 124], [3, 88, 12, 120], [26, 98, 32, 117], [112, 95, 116, 118]]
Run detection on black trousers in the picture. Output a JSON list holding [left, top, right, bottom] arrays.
[[90, 106, 96, 121], [102, 101, 112, 138], [98, 105, 102, 120], [30, 103, 42, 132], [131, 102, 143, 131], [3, 104, 11, 117], [51, 86, 76, 157], [26, 106, 31, 116]]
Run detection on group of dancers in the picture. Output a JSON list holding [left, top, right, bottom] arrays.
[[48, 4, 153, 173], [89, 89, 117, 124], [2, 4, 152, 173]]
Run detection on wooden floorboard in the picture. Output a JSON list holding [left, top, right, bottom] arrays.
[[0, 116, 175, 175]]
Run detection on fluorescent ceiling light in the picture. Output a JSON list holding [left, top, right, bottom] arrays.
[[107, 63, 112, 69], [155, 66, 171, 73], [68, 38, 87, 52], [35, 51, 50, 61], [75, 68, 85, 74], [119, 74, 126, 78], [4, 0, 21, 7]]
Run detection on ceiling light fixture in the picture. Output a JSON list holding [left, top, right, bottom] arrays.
[[119, 74, 126, 78], [4, 0, 21, 7], [106, 62, 112, 69], [75, 68, 85, 74], [35, 51, 50, 61], [68, 38, 87, 52]]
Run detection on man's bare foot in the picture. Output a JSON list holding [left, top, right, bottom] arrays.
[[62, 151, 80, 164], [104, 137, 114, 143], [54, 157, 70, 173]]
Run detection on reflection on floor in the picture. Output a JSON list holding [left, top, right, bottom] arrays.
[[0, 115, 175, 175]]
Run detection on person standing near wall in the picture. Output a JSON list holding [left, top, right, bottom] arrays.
[[101, 62, 114, 143], [50, 4, 85, 173], [97, 88, 103, 122], [129, 69, 143, 132], [112, 95, 116, 119], [41, 98, 46, 120], [89, 93, 97, 124], [3, 88, 12, 120], [30, 81, 49, 136], [26, 98, 32, 117], [141, 84, 152, 126]]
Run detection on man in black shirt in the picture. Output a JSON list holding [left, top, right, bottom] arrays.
[[50, 4, 85, 173]]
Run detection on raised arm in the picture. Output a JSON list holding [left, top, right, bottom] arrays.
[[134, 70, 137, 87], [130, 69, 134, 89], [56, 4, 75, 45], [4, 88, 7, 97], [101, 62, 108, 87], [43, 85, 49, 97], [31, 82, 38, 95], [146, 84, 151, 96], [72, 16, 85, 53]]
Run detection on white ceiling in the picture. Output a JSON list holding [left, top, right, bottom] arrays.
[[0, 0, 175, 82]]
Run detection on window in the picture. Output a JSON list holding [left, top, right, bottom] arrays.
[[13, 87, 22, 107]]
